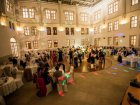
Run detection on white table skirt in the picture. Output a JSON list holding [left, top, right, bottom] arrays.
[[0, 96, 5, 105], [0, 77, 17, 96]]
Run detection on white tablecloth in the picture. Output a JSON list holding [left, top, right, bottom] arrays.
[[0, 96, 5, 105], [0, 64, 13, 70], [123, 56, 140, 62], [0, 77, 17, 96]]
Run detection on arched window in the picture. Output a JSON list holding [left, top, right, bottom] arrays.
[[10, 38, 18, 57]]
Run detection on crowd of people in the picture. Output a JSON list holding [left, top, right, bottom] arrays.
[[7, 45, 138, 96]]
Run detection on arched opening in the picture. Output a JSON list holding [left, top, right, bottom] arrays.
[[10, 38, 18, 57]]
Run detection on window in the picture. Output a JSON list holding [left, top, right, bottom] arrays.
[[48, 40, 52, 48], [114, 21, 119, 30], [113, 37, 118, 45], [33, 41, 38, 49], [80, 13, 88, 22], [64, 11, 74, 21], [108, 37, 112, 45], [12, 23, 15, 30], [28, 9, 35, 18], [66, 39, 70, 46], [54, 40, 58, 47], [85, 28, 88, 35], [81, 28, 89, 35], [46, 10, 50, 19], [131, 16, 138, 28], [10, 38, 18, 57], [51, 10, 56, 20], [81, 28, 85, 35], [98, 25, 102, 33], [23, 8, 28, 18], [108, 22, 113, 31], [65, 27, 69, 35], [9, 21, 12, 29], [130, 35, 137, 46], [9, 21, 15, 30], [108, 1, 119, 14], [6, 0, 13, 12], [85, 39, 89, 45], [94, 38, 98, 45], [53, 27, 57, 35], [132, 0, 139, 5], [71, 39, 75, 46], [94, 38, 100, 46], [22, 8, 35, 18], [31, 27, 37, 35], [81, 39, 85, 46], [71, 28, 74, 35], [47, 27, 51, 35], [26, 41, 32, 49], [108, 4, 113, 14], [45, 10, 56, 20], [114, 1, 119, 12], [24, 26, 30, 36], [69, 12, 74, 21], [94, 10, 101, 21], [94, 27, 98, 34]]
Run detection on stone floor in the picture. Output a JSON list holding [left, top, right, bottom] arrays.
[[5, 57, 140, 105]]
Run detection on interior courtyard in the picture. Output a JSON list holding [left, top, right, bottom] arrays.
[[0, 0, 140, 105]]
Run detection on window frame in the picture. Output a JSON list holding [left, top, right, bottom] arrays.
[[94, 10, 101, 21], [80, 12, 88, 22], [48, 40, 52, 48], [24, 26, 30, 36], [53, 40, 58, 47], [22, 7, 35, 19], [113, 37, 118, 45], [26, 41, 32, 49], [31, 26, 37, 35], [45, 9, 56, 20], [64, 11, 74, 21], [130, 35, 137, 46], [33, 40, 38, 49], [108, 22, 113, 32], [114, 20, 119, 30], [130, 16, 138, 28], [131, 0, 139, 5], [47, 27, 52, 35], [108, 1, 119, 15]]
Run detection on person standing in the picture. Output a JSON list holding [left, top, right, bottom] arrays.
[[69, 49, 73, 65], [58, 48, 63, 62], [117, 50, 123, 63], [73, 50, 78, 68]]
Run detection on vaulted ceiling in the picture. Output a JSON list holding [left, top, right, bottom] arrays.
[[40, 0, 102, 7]]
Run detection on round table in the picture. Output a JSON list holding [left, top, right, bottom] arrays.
[[0, 77, 17, 96]]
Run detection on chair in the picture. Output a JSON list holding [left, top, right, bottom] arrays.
[[69, 66, 74, 80], [36, 78, 47, 97], [14, 71, 24, 89], [3, 66, 11, 76], [46, 83, 53, 95]]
